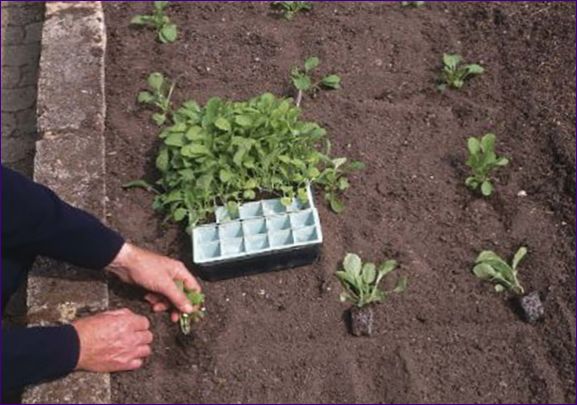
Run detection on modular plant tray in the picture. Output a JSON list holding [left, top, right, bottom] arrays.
[[192, 186, 323, 281]]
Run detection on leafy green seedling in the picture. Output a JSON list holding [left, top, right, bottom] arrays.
[[137, 72, 175, 126], [175, 280, 205, 335], [465, 133, 509, 196], [472, 247, 527, 295], [336, 253, 407, 308], [291, 56, 341, 106], [438, 53, 484, 90], [316, 156, 364, 213], [271, 1, 312, 20], [130, 1, 177, 43], [401, 1, 425, 7]]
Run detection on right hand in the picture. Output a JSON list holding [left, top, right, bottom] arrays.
[[72, 308, 153, 372]]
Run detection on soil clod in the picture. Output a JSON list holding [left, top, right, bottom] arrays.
[[518, 291, 545, 323], [350, 306, 374, 337]]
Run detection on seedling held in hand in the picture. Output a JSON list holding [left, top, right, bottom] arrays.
[[271, 1, 312, 20], [175, 280, 205, 335], [465, 133, 509, 196], [438, 53, 484, 90], [291, 56, 341, 107], [137, 72, 175, 126], [401, 1, 425, 7], [337, 253, 407, 336], [130, 1, 177, 44]]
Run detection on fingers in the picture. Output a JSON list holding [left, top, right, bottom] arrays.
[[170, 311, 179, 323], [145, 293, 170, 312], [175, 263, 202, 292], [159, 279, 194, 314], [127, 358, 143, 370], [137, 330, 153, 345]]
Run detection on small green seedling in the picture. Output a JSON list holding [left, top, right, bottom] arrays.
[[438, 53, 484, 90], [130, 1, 177, 44], [271, 1, 312, 20], [316, 156, 365, 213], [472, 247, 527, 295], [291, 56, 341, 106], [137, 72, 175, 126], [465, 133, 509, 196], [175, 280, 205, 335], [401, 1, 425, 7], [336, 253, 407, 308]]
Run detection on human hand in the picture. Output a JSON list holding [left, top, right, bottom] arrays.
[[107, 243, 202, 322], [73, 308, 152, 372]]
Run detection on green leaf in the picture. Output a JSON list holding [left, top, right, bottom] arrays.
[[481, 180, 493, 196], [496, 157, 509, 166], [362, 263, 376, 284], [332, 157, 347, 169], [137, 91, 154, 104], [173, 207, 187, 222], [512, 247, 527, 270], [292, 74, 311, 91], [130, 15, 150, 25], [321, 74, 341, 89], [154, 1, 169, 10], [181, 144, 211, 157], [467, 137, 481, 155], [152, 113, 167, 126], [219, 169, 233, 183], [148, 72, 165, 91], [164, 132, 186, 147], [480, 133, 496, 153], [393, 275, 408, 293], [473, 263, 498, 280], [235, 115, 253, 127], [215, 117, 231, 131], [159, 23, 177, 43], [466, 64, 485, 75], [304, 56, 320, 72], [243, 190, 256, 200], [376, 260, 397, 284], [494, 284, 505, 293], [156, 148, 169, 172], [348, 160, 365, 170], [443, 53, 461, 70], [465, 176, 479, 189], [343, 253, 362, 276], [122, 180, 157, 193], [328, 195, 345, 213]]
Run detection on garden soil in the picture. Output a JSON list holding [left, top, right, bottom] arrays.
[[103, 2, 575, 403]]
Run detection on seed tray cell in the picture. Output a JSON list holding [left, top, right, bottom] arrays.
[[192, 186, 323, 280]]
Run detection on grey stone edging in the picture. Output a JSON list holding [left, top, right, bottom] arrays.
[[22, 2, 110, 404]]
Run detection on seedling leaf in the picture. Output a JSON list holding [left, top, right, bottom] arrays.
[[304, 56, 320, 72], [343, 253, 362, 276]]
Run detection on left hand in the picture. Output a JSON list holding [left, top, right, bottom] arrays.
[[107, 243, 202, 322]]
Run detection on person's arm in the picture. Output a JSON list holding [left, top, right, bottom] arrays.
[[2, 166, 124, 269]]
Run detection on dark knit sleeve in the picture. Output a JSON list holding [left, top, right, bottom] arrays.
[[2, 325, 80, 390]]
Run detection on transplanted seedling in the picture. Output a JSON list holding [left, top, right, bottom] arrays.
[[130, 1, 178, 44], [336, 253, 407, 336], [472, 247, 544, 323], [465, 133, 509, 197], [271, 1, 312, 20], [401, 1, 425, 7], [438, 53, 484, 90], [291, 56, 341, 107], [175, 280, 205, 335], [137, 72, 175, 126]]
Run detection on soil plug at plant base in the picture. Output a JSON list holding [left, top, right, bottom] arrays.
[[291, 57, 341, 107], [336, 253, 407, 337], [130, 1, 178, 44], [472, 247, 544, 323], [465, 133, 509, 197], [175, 280, 205, 335], [438, 53, 484, 90]]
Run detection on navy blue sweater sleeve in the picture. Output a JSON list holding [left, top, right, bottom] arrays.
[[2, 165, 125, 269], [2, 325, 80, 390]]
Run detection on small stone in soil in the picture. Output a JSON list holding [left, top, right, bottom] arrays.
[[350, 306, 374, 337], [519, 291, 544, 323]]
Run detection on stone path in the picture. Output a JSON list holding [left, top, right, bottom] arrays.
[[1, 1, 45, 177]]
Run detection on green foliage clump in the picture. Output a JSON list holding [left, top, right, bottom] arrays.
[[438, 53, 484, 90], [472, 247, 527, 295], [291, 57, 341, 106], [175, 280, 205, 335], [130, 73, 363, 229], [137, 72, 175, 126], [272, 1, 312, 20], [465, 133, 509, 196], [130, 1, 177, 44], [337, 253, 407, 308]]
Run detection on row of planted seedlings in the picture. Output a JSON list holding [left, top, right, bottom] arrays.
[[125, 1, 544, 337]]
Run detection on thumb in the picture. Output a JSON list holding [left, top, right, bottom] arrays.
[[158, 280, 193, 314]]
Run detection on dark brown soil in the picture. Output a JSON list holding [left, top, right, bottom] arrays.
[[103, 2, 575, 403]]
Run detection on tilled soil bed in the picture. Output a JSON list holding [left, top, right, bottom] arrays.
[[103, 2, 575, 403]]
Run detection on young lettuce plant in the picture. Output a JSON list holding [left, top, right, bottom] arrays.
[[291, 57, 341, 107], [472, 247, 544, 323], [337, 253, 407, 336], [130, 1, 177, 44], [175, 280, 205, 335], [137, 72, 175, 126], [465, 133, 509, 196], [271, 1, 312, 20], [438, 53, 484, 90]]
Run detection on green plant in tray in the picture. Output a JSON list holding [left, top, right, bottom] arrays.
[[175, 280, 205, 335], [465, 133, 509, 197], [130, 1, 178, 44], [271, 1, 312, 20], [126, 73, 363, 229], [438, 53, 484, 90], [291, 56, 341, 106]]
